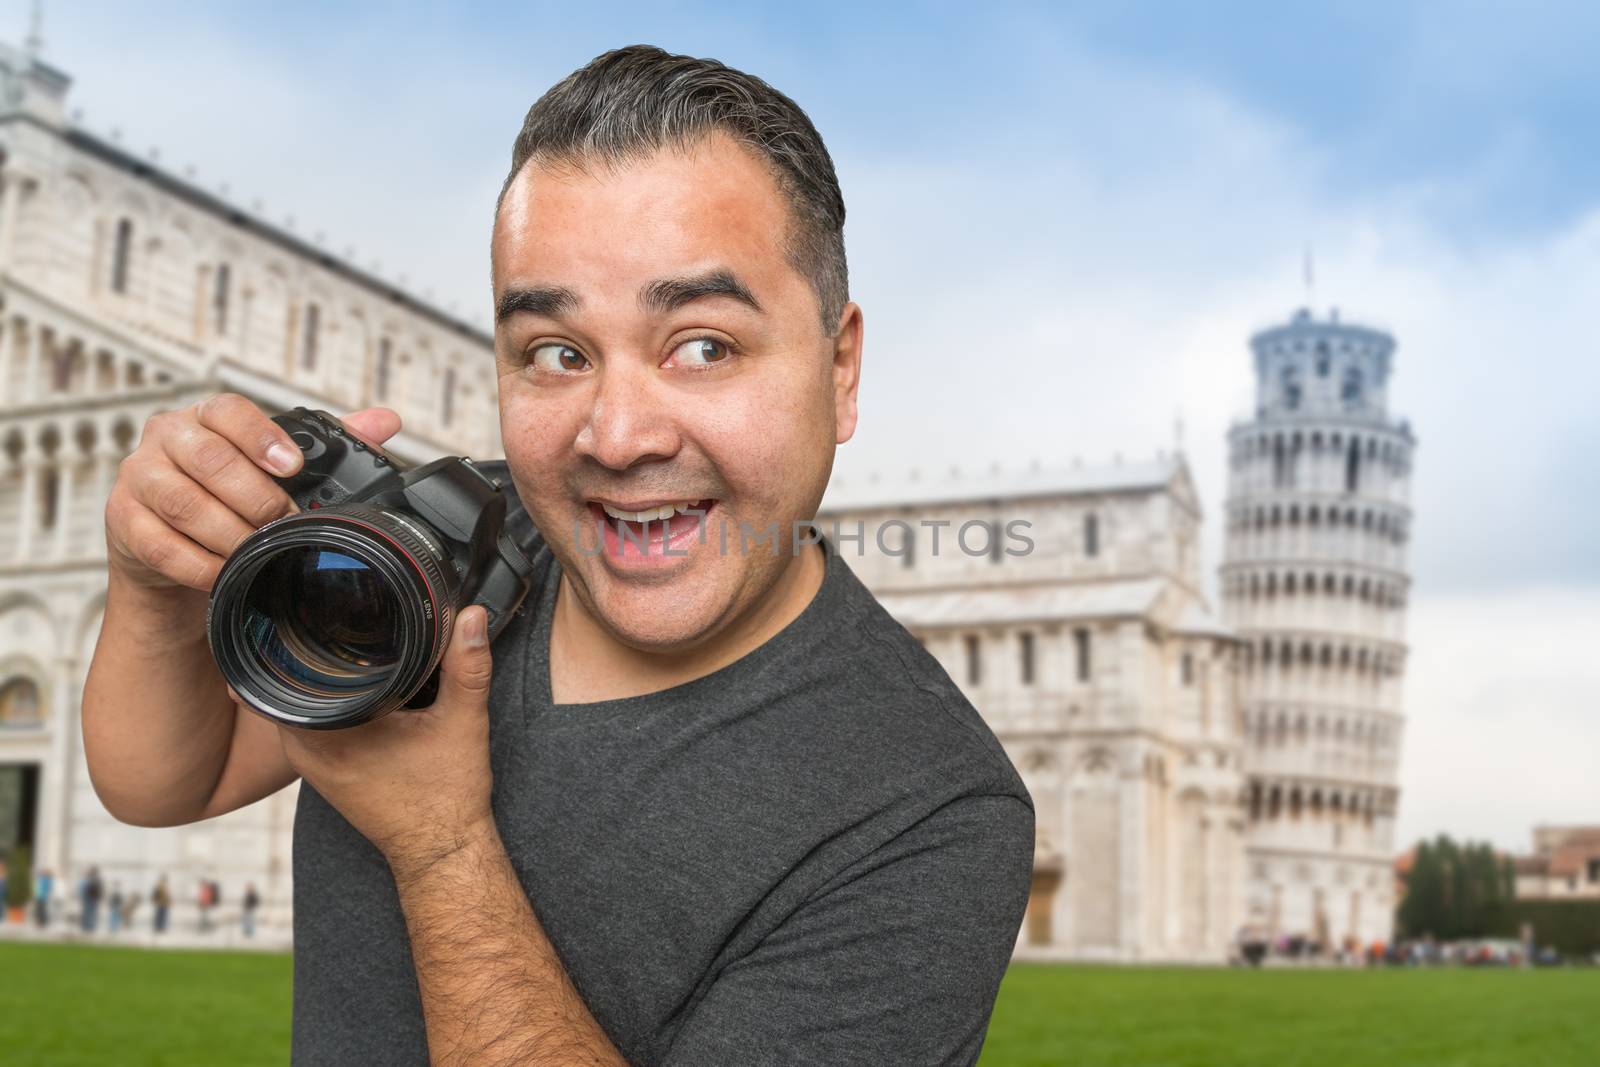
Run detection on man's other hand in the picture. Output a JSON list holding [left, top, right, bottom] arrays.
[[274, 606, 497, 876]]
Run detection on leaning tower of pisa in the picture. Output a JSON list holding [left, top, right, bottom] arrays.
[[1220, 307, 1415, 951]]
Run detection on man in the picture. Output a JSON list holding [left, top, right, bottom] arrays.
[[242, 882, 260, 938], [80, 866, 103, 933], [33, 867, 52, 928], [82, 45, 1032, 1065], [151, 876, 171, 935]]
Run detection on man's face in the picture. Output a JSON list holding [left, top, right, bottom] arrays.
[[490, 132, 860, 652]]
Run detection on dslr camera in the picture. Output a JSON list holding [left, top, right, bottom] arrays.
[[206, 408, 539, 730]]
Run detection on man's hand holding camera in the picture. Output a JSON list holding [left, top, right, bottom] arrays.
[[102, 393, 497, 871], [274, 601, 500, 884]]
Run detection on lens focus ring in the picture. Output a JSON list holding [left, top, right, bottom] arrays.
[[207, 503, 461, 728]]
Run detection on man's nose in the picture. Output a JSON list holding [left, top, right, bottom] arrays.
[[572, 359, 682, 470]]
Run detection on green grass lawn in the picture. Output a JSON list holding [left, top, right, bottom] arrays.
[[1, 944, 1595, 1066], [0, 942, 291, 1067], [980, 963, 1600, 1067]]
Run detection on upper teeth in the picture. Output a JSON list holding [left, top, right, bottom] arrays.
[[599, 500, 703, 523]]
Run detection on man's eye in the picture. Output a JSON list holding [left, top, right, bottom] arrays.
[[529, 343, 590, 372], [672, 338, 732, 366]]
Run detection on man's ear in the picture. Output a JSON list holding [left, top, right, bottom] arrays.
[[831, 302, 864, 445]]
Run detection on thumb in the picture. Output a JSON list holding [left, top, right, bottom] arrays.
[[339, 407, 402, 448], [434, 606, 493, 710]]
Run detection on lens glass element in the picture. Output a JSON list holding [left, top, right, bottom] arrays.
[[242, 546, 403, 694]]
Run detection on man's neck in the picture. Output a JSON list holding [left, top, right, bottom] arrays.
[[548, 543, 828, 705]]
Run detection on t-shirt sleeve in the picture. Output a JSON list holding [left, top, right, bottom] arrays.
[[660, 792, 1034, 1067]]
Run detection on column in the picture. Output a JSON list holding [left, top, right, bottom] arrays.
[[16, 455, 38, 561], [52, 451, 73, 558], [22, 321, 43, 403], [47, 647, 86, 888], [0, 315, 11, 397], [13, 318, 37, 403]]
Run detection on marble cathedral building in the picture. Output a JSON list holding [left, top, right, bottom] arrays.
[[1221, 308, 1413, 949], [0, 41, 496, 939], [818, 458, 1248, 961]]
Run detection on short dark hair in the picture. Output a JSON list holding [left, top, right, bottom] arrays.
[[497, 45, 848, 334]]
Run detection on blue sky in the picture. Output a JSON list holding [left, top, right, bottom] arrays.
[[12, 1, 1598, 848]]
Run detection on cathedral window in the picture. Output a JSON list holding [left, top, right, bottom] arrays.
[[111, 217, 134, 294], [1074, 628, 1091, 682], [964, 634, 981, 686], [0, 678, 43, 727], [213, 264, 231, 334], [1181, 651, 1193, 686], [1281, 365, 1302, 409], [442, 366, 456, 426], [1342, 365, 1364, 406], [1315, 340, 1330, 376], [39, 466, 59, 530], [1345, 438, 1360, 492], [1084, 512, 1099, 557], [1019, 632, 1035, 686], [375, 337, 393, 401], [301, 303, 321, 370]]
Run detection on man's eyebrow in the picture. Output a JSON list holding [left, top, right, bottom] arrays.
[[639, 269, 763, 315], [495, 285, 581, 324]]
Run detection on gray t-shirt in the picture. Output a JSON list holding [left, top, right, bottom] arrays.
[[291, 537, 1034, 1066]]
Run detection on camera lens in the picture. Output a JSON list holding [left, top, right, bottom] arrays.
[[208, 505, 460, 728], [245, 548, 404, 692]]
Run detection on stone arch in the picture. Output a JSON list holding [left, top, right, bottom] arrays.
[[0, 672, 45, 726], [111, 418, 137, 455]]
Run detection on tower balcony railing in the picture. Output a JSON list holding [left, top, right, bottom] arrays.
[[1242, 745, 1399, 785]]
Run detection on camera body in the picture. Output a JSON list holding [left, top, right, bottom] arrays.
[[206, 407, 538, 730]]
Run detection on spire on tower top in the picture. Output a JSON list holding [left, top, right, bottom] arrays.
[[24, 0, 44, 61]]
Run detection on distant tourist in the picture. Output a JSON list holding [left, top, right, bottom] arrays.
[[80, 866, 104, 933], [108, 883, 125, 934], [242, 884, 261, 938], [151, 876, 171, 934], [197, 879, 217, 932], [33, 867, 53, 927]]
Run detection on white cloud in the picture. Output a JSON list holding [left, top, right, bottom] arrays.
[[1399, 586, 1600, 852]]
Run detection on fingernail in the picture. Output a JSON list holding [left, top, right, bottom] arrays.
[[265, 443, 300, 475], [463, 608, 488, 647]]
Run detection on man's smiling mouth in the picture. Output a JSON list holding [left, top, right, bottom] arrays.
[[585, 499, 717, 563]]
